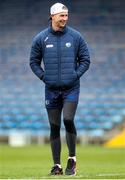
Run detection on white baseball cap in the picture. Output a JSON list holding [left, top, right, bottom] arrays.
[[50, 3, 68, 15]]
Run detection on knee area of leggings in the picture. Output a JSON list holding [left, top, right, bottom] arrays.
[[63, 119, 76, 131], [50, 123, 60, 132], [63, 118, 74, 125], [50, 124, 60, 139]]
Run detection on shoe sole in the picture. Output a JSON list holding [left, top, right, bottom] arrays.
[[49, 172, 63, 175], [65, 170, 76, 176]]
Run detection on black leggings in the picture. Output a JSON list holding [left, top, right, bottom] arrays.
[[47, 102, 78, 164]]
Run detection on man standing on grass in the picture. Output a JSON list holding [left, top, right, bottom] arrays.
[[30, 2, 90, 176]]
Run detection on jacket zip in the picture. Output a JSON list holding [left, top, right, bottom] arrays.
[[57, 35, 61, 86]]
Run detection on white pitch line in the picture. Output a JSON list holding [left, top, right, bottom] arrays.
[[96, 173, 125, 177]]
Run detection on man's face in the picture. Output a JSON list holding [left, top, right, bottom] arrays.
[[51, 12, 68, 29]]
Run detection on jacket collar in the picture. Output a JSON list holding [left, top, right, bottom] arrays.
[[48, 25, 68, 35]]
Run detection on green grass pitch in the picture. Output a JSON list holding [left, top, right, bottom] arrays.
[[0, 144, 125, 179]]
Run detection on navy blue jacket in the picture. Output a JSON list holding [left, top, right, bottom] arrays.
[[30, 26, 90, 90]]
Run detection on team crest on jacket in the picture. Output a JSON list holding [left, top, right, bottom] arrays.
[[65, 42, 71, 47]]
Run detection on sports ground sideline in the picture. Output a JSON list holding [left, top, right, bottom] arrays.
[[0, 144, 125, 179]]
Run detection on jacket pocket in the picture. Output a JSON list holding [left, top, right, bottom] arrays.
[[66, 71, 78, 86], [73, 70, 79, 81]]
